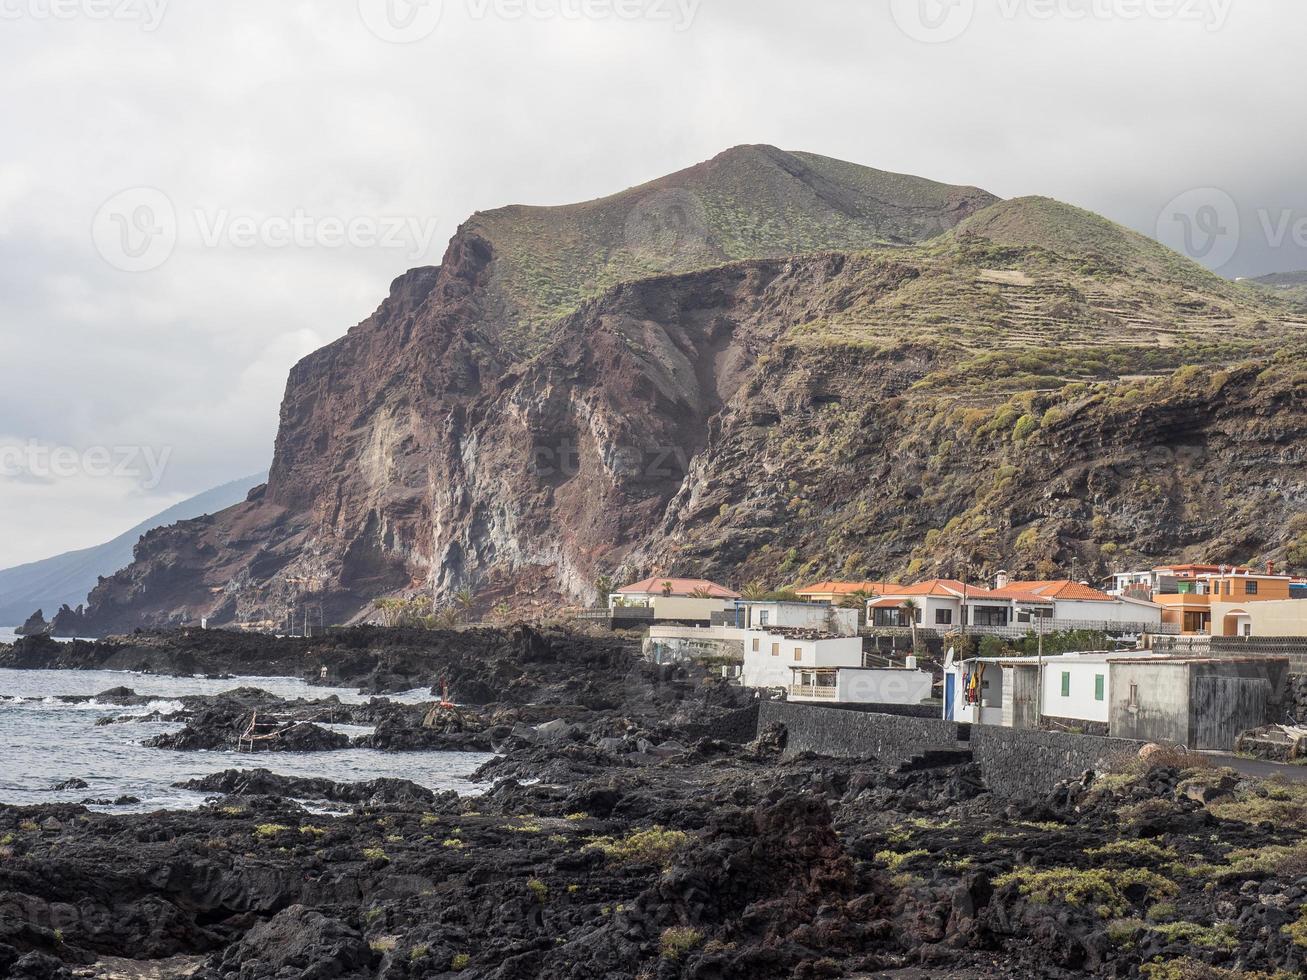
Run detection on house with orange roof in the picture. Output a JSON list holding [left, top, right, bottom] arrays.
[[795, 581, 897, 604], [866, 573, 1165, 636], [1110, 563, 1296, 635], [602, 576, 741, 627]]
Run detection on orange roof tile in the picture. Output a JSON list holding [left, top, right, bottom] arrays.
[[615, 577, 741, 599], [796, 581, 897, 596], [996, 580, 1114, 602], [877, 579, 988, 599]]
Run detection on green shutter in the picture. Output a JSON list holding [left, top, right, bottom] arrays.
[[1095, 674, 1105, 701], [1061, 672, 1071, 697]]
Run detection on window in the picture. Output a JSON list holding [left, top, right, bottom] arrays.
[[770, 643, 779, 657], [1095, 674, 1105, 702], [793, 648, 803, 662], [751, 638, 760, 653], [1245, 581, 1259, 595], [759, 610, 770, 626], [1060, 672, 1071, 698], [1128, 683, 1139, 709], [935, 608, 953, 625]]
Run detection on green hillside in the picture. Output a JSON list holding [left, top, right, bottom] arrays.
[[465, 144, 998, 351], [779, 196, 1307, 391]]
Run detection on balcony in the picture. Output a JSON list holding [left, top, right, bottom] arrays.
[[789, 683, 838, 700]]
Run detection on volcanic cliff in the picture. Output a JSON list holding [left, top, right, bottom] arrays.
[[54, 147, 1307, 633]]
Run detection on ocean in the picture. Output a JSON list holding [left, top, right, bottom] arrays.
[[0, 640, 493, 812]]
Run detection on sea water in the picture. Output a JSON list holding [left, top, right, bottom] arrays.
[[0, 654, 493, 812]]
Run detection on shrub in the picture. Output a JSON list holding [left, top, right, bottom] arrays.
[[451, 953, 471, 970], [994, 866, 1178, 918], [875, 848, 928, 871], [362, 847, 388, 863], [660, 927, 704, 960], [527, 878, 548, 903], [254, 824, 290, 839], [586, 827, 691, 868], [1013, 413, 1041, 442]]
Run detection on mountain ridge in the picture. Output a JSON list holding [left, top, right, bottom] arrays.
[[45, 148, 1307, 635]]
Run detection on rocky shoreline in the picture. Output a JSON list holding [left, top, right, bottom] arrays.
[[1, 628, 1306, 979]]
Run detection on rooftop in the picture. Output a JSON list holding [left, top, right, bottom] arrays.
[[615, 577, 741, 599], [797, 581, 897, 596]]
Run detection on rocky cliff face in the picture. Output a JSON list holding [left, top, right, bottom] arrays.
[[54, 150, 1307, 634]]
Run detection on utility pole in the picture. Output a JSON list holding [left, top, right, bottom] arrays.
[[1035, 607, 1046, 726]]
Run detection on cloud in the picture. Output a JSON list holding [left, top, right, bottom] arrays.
[[0, 0, 1304, 570]]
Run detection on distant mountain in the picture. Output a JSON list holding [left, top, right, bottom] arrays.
[[1247, 271, 1307, 308], [0, 473, 266, 625]]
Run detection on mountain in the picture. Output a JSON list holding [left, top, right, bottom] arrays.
[[0, 473, 266, 626], [51, 148, 1307, 635], [1247, 270, 1307, 309]]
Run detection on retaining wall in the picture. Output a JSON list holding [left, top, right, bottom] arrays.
[[969, 727, 1148, 799], [757, 701, 964, 764], [682, 704, 760, 744], [758, 701, 1150, 800]]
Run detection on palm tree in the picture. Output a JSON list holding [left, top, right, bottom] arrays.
[[741, 581, 769, 600], [661, 581, 675, 597], [453, 587, 476, 623], [900, 598, 921, 653]]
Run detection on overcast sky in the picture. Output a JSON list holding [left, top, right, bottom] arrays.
[[0, 0, 1303, 572]]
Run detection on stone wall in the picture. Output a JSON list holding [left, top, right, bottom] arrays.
[[757, 701, 964, 764], [757, 701, 1151, 800], [681, 704, 760, 744], [968, 727, 1147, 799]]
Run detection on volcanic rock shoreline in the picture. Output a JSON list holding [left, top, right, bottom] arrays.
[[1, 628, 1306, 979]]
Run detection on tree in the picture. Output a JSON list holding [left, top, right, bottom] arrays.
[[741, 581, 770, 600], [594, 574, 614, 602], [841, 590, 873, 628], [900, 598, 921, 652], [661, 581, 675, 597], [453, 587, 476, 623]]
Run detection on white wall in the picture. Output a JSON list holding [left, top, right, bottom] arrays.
[[742, 633, 863, 688], [1040, 659, 1110, 723], [834, 668, 932, 705], [743, 602, 858, 635], [1052, 598, 1162, 626]]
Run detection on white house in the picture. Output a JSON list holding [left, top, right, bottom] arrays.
[[869, 577, 1164, 636], [945, 650, 1129, 729], [610, 577, 741, 624], [741, 629, 865, 689]]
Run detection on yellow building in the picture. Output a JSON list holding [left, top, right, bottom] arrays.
[[1155, 571, 1294, 635]]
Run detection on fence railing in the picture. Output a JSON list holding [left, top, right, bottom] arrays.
[[864, 619, 1179, 640], [790, 684, 838, 700], [576, 607, 655, 622]]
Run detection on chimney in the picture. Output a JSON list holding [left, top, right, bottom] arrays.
[[1268, 560, 1276, 576], [995, 570, 1010, 590]]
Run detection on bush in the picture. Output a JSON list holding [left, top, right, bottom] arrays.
[[660, 927, 704, 960], [994, 866, 1178, 918], [586, 827, 691, 868], [1013, 413, 1041, 442]]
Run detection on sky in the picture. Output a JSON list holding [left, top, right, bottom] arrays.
[[0, 0, 1304, 570]]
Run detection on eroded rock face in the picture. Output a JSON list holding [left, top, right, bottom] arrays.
[[47, 155, 1307, 635]]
